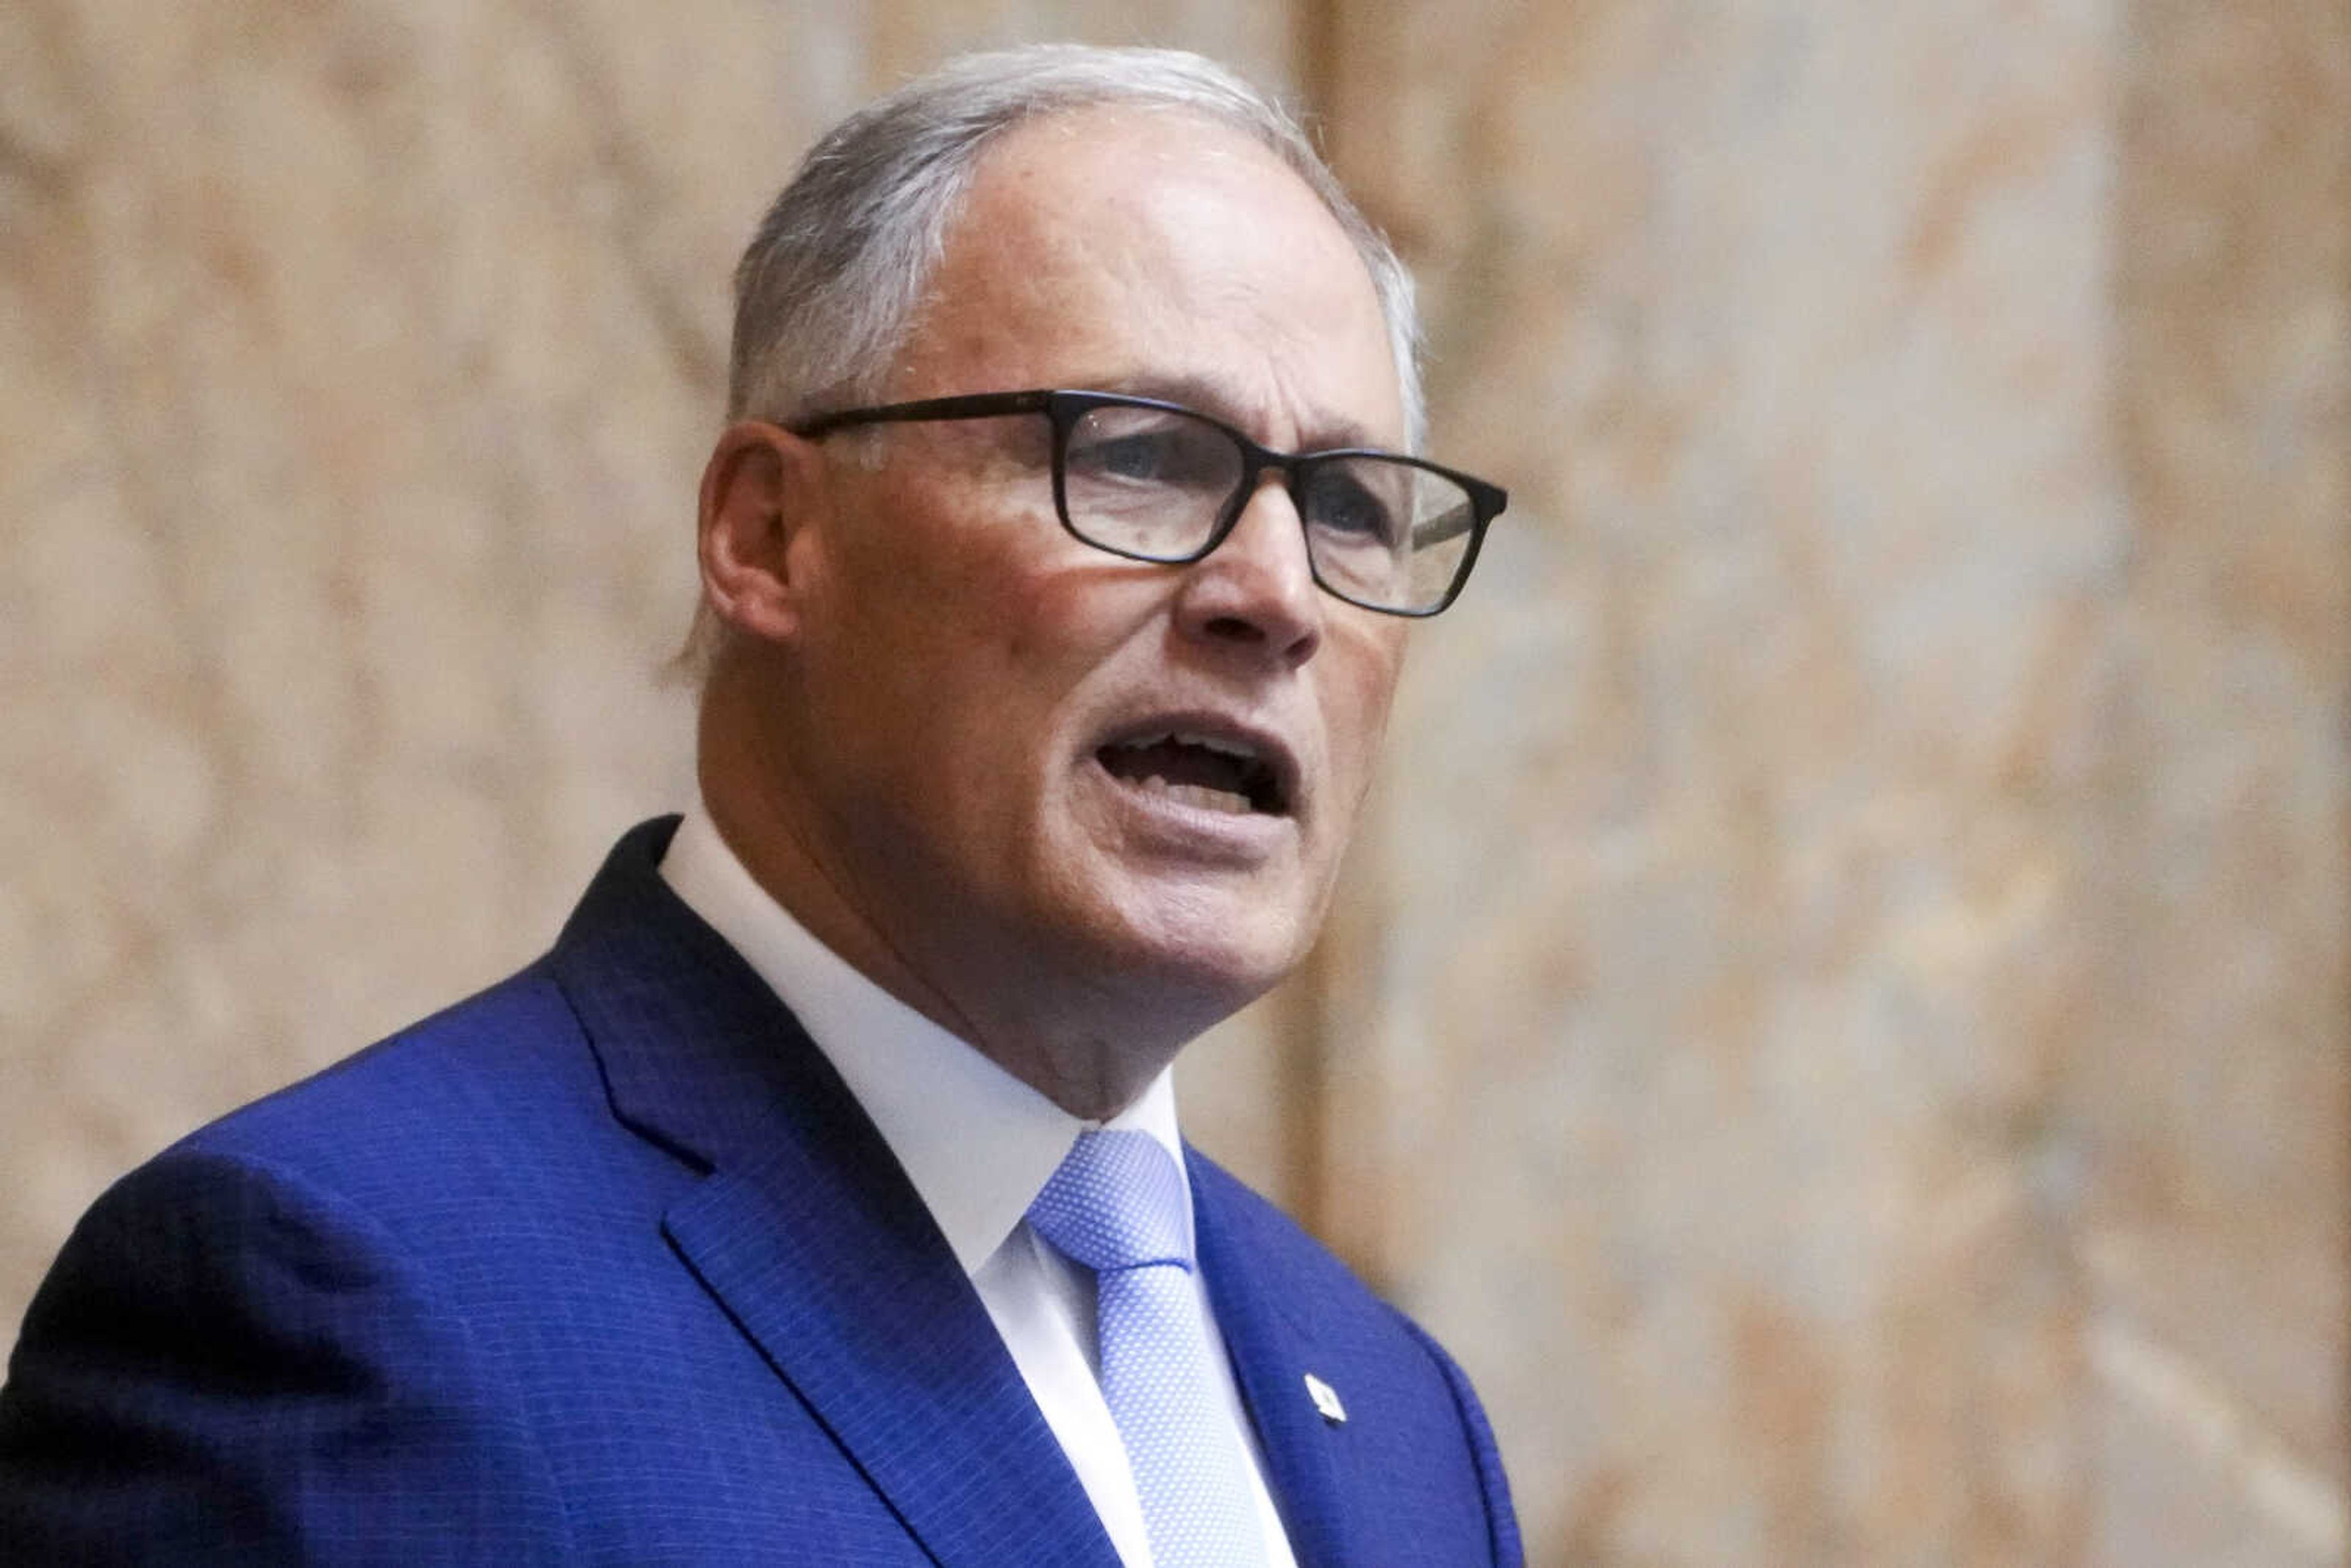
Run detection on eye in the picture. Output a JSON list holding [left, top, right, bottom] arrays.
[[1065, 409, 1234, 492], [1070, 431, 1177, 482], [1303, 463, 1408, 547]]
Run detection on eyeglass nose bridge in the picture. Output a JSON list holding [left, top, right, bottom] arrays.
[[1197, 441, 1327, 569]]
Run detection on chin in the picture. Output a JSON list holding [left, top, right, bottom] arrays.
[[1095, 880, 1318, 1011], [1021, 796, 1334, 1024]]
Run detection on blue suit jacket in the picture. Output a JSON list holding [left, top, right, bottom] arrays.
[[1, 820, 1520, 1565]]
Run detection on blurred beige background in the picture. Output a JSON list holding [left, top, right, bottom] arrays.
[[4, 3, 2345, 1564]]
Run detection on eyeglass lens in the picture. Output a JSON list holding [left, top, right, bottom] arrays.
[[1059, 402, 1477, 612]]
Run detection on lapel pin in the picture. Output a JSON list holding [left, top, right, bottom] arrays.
[[1303, 1371, 1346, 1425]]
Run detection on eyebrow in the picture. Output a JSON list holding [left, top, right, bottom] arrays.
[[1087, 372, 1393, 453]]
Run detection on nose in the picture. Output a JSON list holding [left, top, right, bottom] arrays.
[[1171, 478, 1324, 668]]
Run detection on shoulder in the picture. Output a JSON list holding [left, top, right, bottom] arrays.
[[184, 965, 593, 1165], [162, 962, 680, 1226], [0, 1015, 589, 1561], [0, 959, 700, 1561], [15, 959, 633, 1381], [32, 953, 697, 1379]]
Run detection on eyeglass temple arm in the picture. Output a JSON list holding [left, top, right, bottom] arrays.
[[1411, 510, 1476, 549]]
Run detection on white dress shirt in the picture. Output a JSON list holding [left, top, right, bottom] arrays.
[[659, 805, 1297, 1568]]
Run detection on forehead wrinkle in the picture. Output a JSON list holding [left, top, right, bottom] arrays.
[[1087, 369, 1388, 454]]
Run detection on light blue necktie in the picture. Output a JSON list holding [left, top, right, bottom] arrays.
[[1027, 1130, 1267, 1568]]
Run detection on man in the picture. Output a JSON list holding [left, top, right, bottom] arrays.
[[1, 43, 1516, 1566]]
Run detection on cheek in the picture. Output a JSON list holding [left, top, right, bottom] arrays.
[[965, 510, 1175, 719], [827, 490, 1038, 681], [1324, 627, 1407, 768], [861, 546, 1142, 812]]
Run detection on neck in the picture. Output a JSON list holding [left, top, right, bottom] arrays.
[[694, 661, 1196, 1121]]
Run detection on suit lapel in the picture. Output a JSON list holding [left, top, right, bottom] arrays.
[[547, 821, 1116, 1568], [663, 1138, 1114, 1567], [1190, 1153, 1357, 1568]]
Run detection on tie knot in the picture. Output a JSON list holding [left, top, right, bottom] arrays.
[[1027, 1130, 1192, 1275]]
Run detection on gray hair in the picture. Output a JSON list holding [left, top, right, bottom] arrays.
[[683, 43, 1423, 674], [727, 43, 1422, 437]]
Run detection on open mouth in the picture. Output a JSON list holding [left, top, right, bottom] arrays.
[[1095, 729, 1292, 817]]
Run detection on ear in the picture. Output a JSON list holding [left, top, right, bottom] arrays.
[[697, 421, 828, 643]]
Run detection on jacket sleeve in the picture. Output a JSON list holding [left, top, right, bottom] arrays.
[[0, 1146, 576, 1566]]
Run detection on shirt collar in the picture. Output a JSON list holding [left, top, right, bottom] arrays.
[[657, 803, 1187, 1275]]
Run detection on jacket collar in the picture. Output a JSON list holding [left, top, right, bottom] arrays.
[[546, 819, 1119, 1567]]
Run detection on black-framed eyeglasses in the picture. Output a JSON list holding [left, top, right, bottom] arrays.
[[789, 389, 1505, 617]]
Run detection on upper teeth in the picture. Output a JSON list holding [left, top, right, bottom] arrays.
[[1149, 729, 1259, 762]]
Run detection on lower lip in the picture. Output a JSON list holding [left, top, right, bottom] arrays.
[[1087, 757, 1295, 861]]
